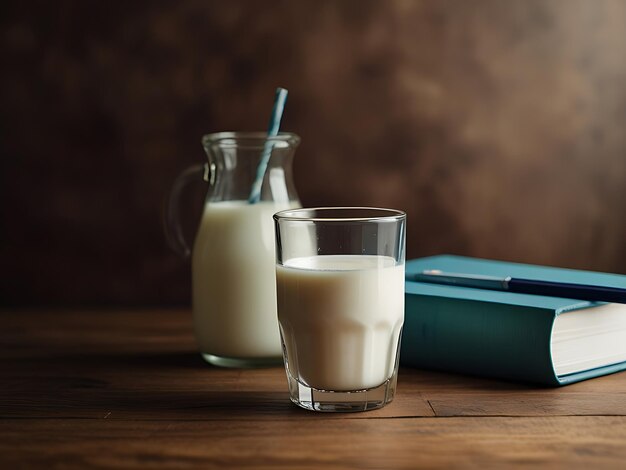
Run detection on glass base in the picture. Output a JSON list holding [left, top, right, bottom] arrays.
[[286, 370, 398, 412], [201, 353, 283, 368]]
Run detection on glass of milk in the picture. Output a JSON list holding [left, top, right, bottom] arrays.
[[273, 207, 406, 412], [165, 132, 301, 367]]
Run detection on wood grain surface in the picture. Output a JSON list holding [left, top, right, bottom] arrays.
[[2, 309, 626, 468]]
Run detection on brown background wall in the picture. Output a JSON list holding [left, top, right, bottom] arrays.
[[1, 0, 625, 307]]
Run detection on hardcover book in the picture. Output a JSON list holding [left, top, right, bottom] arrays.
[[400, 255, 626, 385]]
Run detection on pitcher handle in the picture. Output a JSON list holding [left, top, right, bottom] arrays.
[[164, 163, 210, 258]]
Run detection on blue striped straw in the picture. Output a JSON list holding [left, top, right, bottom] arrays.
[[248, 87, 288, 204]]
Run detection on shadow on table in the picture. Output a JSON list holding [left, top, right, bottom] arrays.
[[71, 351, 210, 369], [5, 349, 554, 420], [3, 349, 307, 419]]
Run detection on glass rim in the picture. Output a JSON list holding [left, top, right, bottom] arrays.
[[273, 206, 406, 223], [201, 131, 300, 148]]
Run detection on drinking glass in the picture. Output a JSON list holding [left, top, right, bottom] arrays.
[[274, 207, 406, 411]]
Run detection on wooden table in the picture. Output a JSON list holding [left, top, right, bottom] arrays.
[[2, 309, 626, 468]]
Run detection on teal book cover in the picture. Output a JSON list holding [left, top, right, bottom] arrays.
[[401, 255, 626, 386]]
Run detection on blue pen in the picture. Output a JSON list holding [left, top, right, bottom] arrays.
[[406, 270, 626, 304]]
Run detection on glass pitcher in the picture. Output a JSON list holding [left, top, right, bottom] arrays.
[[165, 132, 301, 367]]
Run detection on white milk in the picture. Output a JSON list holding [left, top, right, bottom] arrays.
[[192, 200, 299, 358], [276, 255, 405, 391]]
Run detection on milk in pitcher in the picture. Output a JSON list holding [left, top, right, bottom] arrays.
[[192, 200, 299, 361]]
